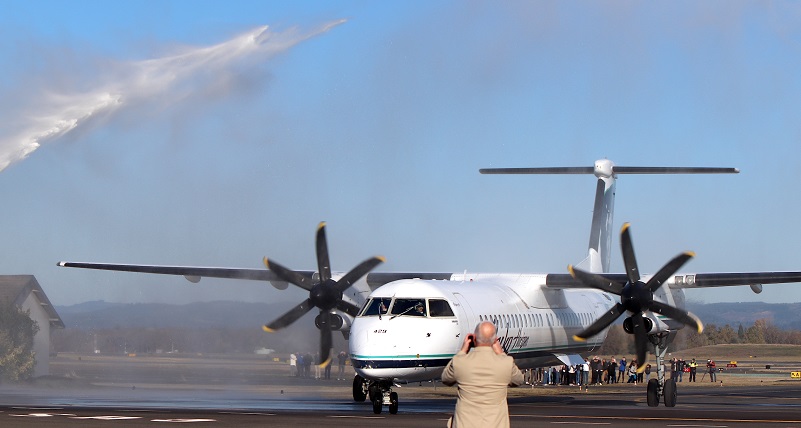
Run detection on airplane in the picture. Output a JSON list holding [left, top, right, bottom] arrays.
[[58, 159, 801, 414]]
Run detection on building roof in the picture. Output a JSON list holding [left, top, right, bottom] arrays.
[[0, 275, 64, 329]]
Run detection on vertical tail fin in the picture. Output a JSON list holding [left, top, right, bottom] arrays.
[[480, 160, 738, 274]]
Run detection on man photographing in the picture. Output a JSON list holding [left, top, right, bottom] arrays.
[[442, 321, 524, 428]]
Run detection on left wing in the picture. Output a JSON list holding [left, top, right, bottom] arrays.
[[545, 271, 801, 292]]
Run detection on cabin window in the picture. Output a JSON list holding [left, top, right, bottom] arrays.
[[428, 299, 455, 317], [391, 298, 427, 317], [360, 298, 392, 316]]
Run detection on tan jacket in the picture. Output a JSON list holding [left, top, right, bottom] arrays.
[[441, 347, 524, 428]]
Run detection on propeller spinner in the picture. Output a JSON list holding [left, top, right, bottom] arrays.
[[262, 222, 384, 367], [568, 223, 703, 372]]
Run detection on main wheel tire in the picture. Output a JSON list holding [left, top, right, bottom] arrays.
[[663, 379, 677, 407], [646, 378, 659, 407], [372, 398, 383, 414], [389, 392, 399, 414]]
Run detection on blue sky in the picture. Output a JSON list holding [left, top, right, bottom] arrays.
[[0, 1, 800, 306]]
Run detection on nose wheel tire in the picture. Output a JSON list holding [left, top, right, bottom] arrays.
[[372, 397, 383, 414], [389, 392, 399, 414], [352, 375, 367, 402]]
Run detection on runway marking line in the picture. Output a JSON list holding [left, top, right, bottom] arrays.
[[70, 416, 143, 420], [328, 415, 385, 419], [551, 422, 611, 425], [512, 414, 801, 424], [10, 407, 64, 410], [667, 425, 728, 428], [151, 419, 217, 423]]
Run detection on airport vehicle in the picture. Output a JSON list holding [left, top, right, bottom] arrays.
[[59, 159, 801, 413]]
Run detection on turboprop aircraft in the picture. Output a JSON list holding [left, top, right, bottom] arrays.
[[58, 159, 801, 414]]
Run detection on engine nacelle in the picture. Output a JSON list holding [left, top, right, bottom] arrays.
[[622, 316, 654, 335], [315, 313, 351, 331]]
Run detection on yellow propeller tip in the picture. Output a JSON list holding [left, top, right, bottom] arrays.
[[262, 325, 275, 333], [567, 265, 577, 278], [689, 312, 704, 333], [319, 357, 332, 368], [263, 257, 270, 268], [686, 251, 697, 258], [318, 221, 327, 230], [572, 335, 586, 342], [621, 222, 631, 232], [636, 365, 646, 374], [378, 256, 387, 263]]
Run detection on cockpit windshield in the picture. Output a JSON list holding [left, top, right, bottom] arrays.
[[391, 299, 427, 317], [360, 297, 392, 316], [358, 297, 455, 318]]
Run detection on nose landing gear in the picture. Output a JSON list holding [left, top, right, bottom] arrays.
[[353, 375, 399, 414]]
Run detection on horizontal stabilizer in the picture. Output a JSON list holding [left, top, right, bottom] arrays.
[[480, 166, 739, 175], [480, 167, 594, 174]]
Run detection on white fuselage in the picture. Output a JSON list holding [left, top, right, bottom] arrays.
[[349, 276, 616, 383]]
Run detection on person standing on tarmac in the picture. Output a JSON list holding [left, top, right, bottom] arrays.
[[707, 359, 717, 382], [688, 358, 697, 382], [441, 321, 524, 428]]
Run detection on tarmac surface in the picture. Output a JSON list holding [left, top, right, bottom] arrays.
[[2, 380, 801, 427], [2, 353, 800, 427]]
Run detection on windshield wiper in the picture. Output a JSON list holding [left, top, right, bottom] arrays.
[[389, 306, 416, 320]]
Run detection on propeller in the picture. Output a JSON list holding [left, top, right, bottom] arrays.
[[262, 222, 385, 367], [568, 223, 703, 372]]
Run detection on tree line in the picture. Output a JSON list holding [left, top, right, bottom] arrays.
[[599, 318, 801, 355], [0, 300, 39, 382]]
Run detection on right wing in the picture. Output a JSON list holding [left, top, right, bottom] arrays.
[[57, 261, 303, 289]]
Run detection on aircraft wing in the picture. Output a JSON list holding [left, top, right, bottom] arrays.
[[669, 272, 801, 289], [544, 271, 801, 291], [57, 261, 309, 289], [57, 261, 452, 291]]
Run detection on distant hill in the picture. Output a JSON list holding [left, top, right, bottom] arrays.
[[686, 302, 801, 330], [56, 300, 801, 331], [56, 300, 295, 330]]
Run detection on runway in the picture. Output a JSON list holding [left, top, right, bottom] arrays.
[[2, 381, 801, 427]]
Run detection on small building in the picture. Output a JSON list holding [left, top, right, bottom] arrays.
[[0, 275, 64, 377]]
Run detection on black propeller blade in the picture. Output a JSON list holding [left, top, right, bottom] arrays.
[[262, 222, 385, 367], [569, 223, 703, 372]]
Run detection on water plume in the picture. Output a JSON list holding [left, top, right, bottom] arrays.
[[0, 19, 346, 172]]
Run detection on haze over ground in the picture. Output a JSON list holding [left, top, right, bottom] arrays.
[[0, 1, 800, 305]]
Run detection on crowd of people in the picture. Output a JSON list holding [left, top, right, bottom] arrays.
[[285, 349, 719, 387], [520, 355, 718, 386], [520, 356, 647, 387]]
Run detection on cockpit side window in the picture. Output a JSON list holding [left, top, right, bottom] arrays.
[[428, 299, 455, 317], [390, 298, 426, 317], [359, 297, 392, 316]]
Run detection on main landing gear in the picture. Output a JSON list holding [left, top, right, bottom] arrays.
[[646, 332, 677, 407], [353, 375, 399, 414]]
